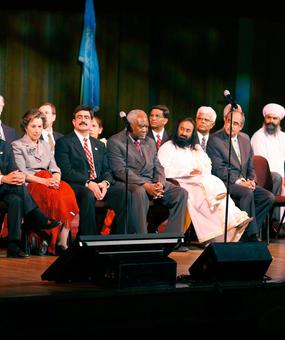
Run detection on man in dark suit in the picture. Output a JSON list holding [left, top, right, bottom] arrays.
[[55, 104, 113, 236], [147, 104, 171, 150], [0, 140, 60, 258], [0, 95, 19, 143], [195, 106, 216, 151], [38, 102, 64, 150], [107, 109, 188, 235], [207, 109, 274, 241]]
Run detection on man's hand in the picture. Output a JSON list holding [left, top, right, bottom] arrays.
[[239, 179, 256, 191], [2, 170, 26, 185], [143, 181, 164, 199], [87, 181, 108, 200]]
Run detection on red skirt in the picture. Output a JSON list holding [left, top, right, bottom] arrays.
[[27, 170, 79, 254]]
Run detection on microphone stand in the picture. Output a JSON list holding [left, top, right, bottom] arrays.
[[224, 106, 234, 243], [124, 125, 132, 234]]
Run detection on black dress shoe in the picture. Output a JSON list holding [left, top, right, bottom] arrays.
[[7, 249, 31, 258], [40, 219, 62, 230]]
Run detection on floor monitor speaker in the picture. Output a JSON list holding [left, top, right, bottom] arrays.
[[189, 242, 272, 282], [42, 233, 183, 288]]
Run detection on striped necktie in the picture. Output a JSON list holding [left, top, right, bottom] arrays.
[[201, 136, 206, 151], [83, 138, 96, 179], [156, 134, 162, 150]]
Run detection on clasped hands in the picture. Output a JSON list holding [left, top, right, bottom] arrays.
[[87, 180, 108, 200], [2, 170, 26, 185], [46, 173, 61, 189], [144, 181, 164, 199], [239, 178, 256, 190]]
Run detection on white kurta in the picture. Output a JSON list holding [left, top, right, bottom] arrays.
[[251, 127, 285, 177], [158, 141, 249, 243]]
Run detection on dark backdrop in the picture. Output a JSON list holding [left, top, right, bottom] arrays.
[[1, 2, 285, 138]]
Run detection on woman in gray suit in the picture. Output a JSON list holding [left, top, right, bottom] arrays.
[[11, 109, 79, 254]]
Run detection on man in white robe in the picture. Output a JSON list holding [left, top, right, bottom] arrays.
[[251, 103, 285, 223], [158, 117, 252, 244]]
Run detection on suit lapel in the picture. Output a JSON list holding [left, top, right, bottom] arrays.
[[72, 133, 88, 163], [223, 137, 241, 168]]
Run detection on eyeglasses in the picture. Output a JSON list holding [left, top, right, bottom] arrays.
[[149, 114, 165, 119], [75, 115, 91, 120], [196, 117, 213, 123], [225, 120, 242, 127]]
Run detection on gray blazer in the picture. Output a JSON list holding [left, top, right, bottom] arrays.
[[107, 130, 166, 186], [11, 134, 60, 175]]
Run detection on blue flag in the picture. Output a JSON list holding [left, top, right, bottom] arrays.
[[78, 0, 100, 110]]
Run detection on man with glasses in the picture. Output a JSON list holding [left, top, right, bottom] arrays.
[[55, 104, 114, 236], [147, 104, 171, 150], [207, 108, 274, 242], [195, 106, 217, 151]]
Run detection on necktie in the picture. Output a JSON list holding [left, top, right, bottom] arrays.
[[201, 136, 206, 151], [156, 134, 162, 150], [232, 137, 241, 162], [134, 140, 142, 155], [83, 137, 96, 179], [47, 133, 55, 151]]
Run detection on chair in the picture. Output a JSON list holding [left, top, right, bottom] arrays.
[[253, 155, 285, 243]]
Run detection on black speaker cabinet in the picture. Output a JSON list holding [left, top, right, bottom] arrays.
[[42, 233, 183, 288], [189, 242, 272, 282]]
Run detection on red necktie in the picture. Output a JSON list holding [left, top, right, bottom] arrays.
[[156, 134, 162, 150], [134, 140, 142, 155], [83, 138, 96, 179]]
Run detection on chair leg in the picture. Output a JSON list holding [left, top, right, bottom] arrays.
[[275, 209, 285, 239]]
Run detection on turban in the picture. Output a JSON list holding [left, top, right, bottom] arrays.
[[223, 103, 242, 117], [196, 106, 217, 122], [262, 103, 285, 120]]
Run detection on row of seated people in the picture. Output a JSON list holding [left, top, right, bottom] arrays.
[[0, 104, 275, 258]]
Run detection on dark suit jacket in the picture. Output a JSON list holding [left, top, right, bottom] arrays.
[[0, 139, 18, 176], [2, 124, 19, 144], [54, 131, 113, 186], [206, 128, 256, 185], [107, 130, 166, 186], [147, 129, 170, 146]]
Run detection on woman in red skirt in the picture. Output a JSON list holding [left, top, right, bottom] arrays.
[[11, 109, 79, 254]]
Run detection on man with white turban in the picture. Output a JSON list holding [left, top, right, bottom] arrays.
[[195, 106, 216, 151], [251, 103, 285, 224]]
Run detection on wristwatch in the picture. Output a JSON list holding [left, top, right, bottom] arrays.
[[85, 179, 91, 187]]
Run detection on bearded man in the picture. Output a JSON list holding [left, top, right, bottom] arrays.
[[251, 103, 285, 223]]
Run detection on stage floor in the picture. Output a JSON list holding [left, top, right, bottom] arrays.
[[0, 239, 285, 298], [1, 239, 285, 337]]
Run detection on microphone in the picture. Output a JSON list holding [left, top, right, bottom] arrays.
[[119, 111, 132, 132], [223, 90, 238, 109]]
